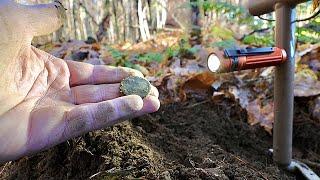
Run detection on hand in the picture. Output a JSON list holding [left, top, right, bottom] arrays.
[[0, 0, 160, 163]]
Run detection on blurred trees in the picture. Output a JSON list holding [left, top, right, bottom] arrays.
[[19, 0, 188, 45], [17, 0, 319, 47]]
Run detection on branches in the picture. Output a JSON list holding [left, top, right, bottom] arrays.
[[293, 6, 320, 23], [239, 27, 272, 41]]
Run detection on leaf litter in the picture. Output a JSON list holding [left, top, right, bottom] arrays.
[[41, 32, 320, 133]]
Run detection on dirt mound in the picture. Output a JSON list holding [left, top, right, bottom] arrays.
[[1, 98, 319, 179]]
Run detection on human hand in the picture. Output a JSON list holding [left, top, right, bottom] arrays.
[[0, 0, 160, 163]]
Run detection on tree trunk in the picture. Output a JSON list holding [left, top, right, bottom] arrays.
[[138, 0, 151, 41]]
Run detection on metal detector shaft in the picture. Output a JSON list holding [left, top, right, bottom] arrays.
[[273, 3, 296, 166]]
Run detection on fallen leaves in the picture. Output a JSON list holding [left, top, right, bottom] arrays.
[[217, 76, 275, 134], [41, 31, 320, 134], [180, 72, 216, 100], [48, 40, 103, 64], [247, 99, 274, 134], [114, 31, 183, 54], [313, 0, 320, 11], [228, 85, 251, 109], [294, 68, 320, 97]]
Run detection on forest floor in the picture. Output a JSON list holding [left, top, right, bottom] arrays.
[[1, 96, 320, 179], [1, 31, 320, 179]]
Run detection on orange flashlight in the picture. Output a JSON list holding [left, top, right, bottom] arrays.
[[207, 47, 287, 73]]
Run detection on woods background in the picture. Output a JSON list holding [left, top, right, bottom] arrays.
[[1, 1, 320, 179], [18, 0, 247, 45]]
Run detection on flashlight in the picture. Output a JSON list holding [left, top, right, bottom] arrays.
[[207, 47, 287, 73]]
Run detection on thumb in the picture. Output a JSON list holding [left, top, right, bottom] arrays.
[[22, 0, 66, 37]]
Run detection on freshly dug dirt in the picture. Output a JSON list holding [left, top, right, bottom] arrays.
[[1, 98, 319, 179]]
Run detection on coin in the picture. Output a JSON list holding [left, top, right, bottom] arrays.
[[120, 76, 151, 98]]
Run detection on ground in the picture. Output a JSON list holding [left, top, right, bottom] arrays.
[[1, 95, 319, 180]]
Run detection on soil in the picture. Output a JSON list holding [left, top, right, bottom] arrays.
[[1, 97, 320, 180]]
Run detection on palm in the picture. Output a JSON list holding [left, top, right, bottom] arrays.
[[0, 1, 159, 163]]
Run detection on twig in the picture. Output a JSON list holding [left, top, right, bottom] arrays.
[[184, 99, 211, 109], [89, 167, 137, 179], [0, 162, 11, 176], [83, 147, 94, 156], [239, 27, 271, 41], [258, 7, 320, 23], [293, 6, 320, 23], [89, 171, 102, 179], [258, 16, 275, 22]]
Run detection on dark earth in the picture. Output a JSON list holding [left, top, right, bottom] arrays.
[[0, 96, 319, 179]]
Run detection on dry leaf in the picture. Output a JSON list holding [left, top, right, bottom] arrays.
[[166, 75, 182, 102], [50, 40, 89, 59], [228, 86, 251, 109], [313, 0, 320, 11], [294, 69, 320, 97], [91, 43, 101, 51], [170, 58, 204, 76], [180, 72, 216, 100], [247, 99, 274, 134]]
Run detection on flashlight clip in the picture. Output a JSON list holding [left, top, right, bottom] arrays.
[[224, 47, 275, 58]]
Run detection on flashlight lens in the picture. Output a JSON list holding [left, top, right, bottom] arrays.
[[208, 54, 221, 72]]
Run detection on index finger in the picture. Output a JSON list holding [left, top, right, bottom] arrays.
[[67, 60, 143, 87]]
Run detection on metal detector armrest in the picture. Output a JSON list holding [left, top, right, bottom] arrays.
[[247, 0, 309, 16]]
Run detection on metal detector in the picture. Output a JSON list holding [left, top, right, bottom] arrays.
[[207, 1, 320, 179], [249, 1, 319, 179]]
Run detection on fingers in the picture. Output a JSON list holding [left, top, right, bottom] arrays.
[[63, 95, 144, 139], [67, 60, 144, 86], [71, 84, 121, 104], [22, 1, 66, 37], [62, 94, 160, 140], [150, 85, 159, 98], [71, 83, 159, 104], [137, 95, 161, 116]]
